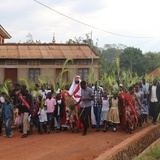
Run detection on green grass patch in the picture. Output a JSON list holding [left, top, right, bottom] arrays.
[[135, 144, 160, 160]]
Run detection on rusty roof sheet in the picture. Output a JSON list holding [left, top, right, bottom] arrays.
[[0, 43, 99, 59], [147, 68, 160, 77]]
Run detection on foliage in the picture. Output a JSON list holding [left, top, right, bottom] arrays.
[[38, 58, 72, 92], [147, 144, 160, 159], [0, 79, 13, 103], [1, 79, 12, 96], [99, 47, 123, 76], [55, 58, 72, 91], [87, 57, 96, 85], [135, 144, 160, 160], [120, 47, 144, 76], [18, 78, 30, 90]]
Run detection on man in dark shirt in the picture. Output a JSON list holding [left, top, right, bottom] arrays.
[[17, 85, 33, 138], [149, 79, 160, 125]]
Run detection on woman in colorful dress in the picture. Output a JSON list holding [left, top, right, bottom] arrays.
[[108, 93, 120, 132], [125, 86, 145, 133]]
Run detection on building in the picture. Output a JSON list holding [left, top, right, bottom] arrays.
[[0, 25, 11, 44], [0, 25, 99, 86], [147, 68, 160, 77]]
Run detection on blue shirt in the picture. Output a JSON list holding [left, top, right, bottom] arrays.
[[2, 102, 13, 119]]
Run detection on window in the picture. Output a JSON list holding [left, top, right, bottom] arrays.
[[77, 60, 90, 65], [28, 60, 41, 65], [55, 60, 64, 65], [29, 68, 40, 82], [78, 68, 89, 80], [5, 60, 18, 65]]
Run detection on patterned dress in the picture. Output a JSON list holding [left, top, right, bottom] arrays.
[[108, 98, 120, 124]]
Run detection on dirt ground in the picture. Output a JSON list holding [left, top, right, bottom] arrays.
[[0, 123, 152, 160]]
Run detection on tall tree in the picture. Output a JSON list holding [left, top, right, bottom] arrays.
[[143, 52, 160, 74], [120, 47, 144, 76]]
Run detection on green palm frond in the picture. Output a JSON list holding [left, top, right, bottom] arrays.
[[0, 79, 12, 96], [100, 73, 108, 89], [116, 57, 120, 76], [0, 79, 13, 103], [87, 58, 95, 84], [55, 58, 73, 91], [38, 75, 46, 86], [43, 74, 53, 85], [18, 77, 29, 90]]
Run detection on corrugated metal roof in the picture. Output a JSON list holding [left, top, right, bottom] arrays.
[[147, 68, 160, 77], [0, 43, 99, 59]]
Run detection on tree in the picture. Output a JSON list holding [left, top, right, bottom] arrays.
[[99, 46, 123, 75], [120, 47, 144, 76], [143, 52, 160, 74]]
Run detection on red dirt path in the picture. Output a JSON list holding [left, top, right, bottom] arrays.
[[0, 124, 150, 160]]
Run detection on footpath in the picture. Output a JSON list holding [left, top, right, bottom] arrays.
[[96, 122, 160, 160]]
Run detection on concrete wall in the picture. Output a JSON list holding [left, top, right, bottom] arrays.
[[0, 68, 4, 84], [96, 125, 160, 160], [18, 68, 28, 80], [68, 68, 77, 83], [40, 68, 55, 84]]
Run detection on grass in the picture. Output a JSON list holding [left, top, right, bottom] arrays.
[[135, 144, 160, 160]]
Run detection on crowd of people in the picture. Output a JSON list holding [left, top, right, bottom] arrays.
[[0, 75, 159, 138]]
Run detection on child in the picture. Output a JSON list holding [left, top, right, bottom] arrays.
[[29, 98, 39, 135], [14, 108, 22, 128], [44, 92, 56, 133], [142, 98, 149, 124], [38, 105, 47, 134], [1, 96, 14, 138], [54, 93, 65, 133], [101, 90, 110, 132], [108, 93, 120, 132]]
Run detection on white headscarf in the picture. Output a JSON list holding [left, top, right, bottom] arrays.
[[68, 75, 82, 102], [69, 75, 81, 95]]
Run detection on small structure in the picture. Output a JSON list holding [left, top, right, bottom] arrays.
[[147, 68, 160, 77], [0, 25, 99, 85]]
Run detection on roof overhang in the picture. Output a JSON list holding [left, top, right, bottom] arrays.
[[0, 25, 11, 39]]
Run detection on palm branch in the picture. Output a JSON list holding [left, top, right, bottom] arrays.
[[54, 59, 72, 91], [18, 77, 30, 90]]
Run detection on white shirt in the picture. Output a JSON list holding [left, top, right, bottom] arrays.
[[38, 108, 47, 122], [151, 86, 158, 102], [102, 98, 110, 111], [142, 83, 149, 94], [57, 99, 62, 116], [40, 90, 47, 99]]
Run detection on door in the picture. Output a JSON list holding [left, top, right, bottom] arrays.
[[4, 68, 17, 86], [55, 68, 68, 83]]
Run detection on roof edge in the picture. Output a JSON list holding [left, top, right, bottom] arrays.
[[0, 25, 11, 39]]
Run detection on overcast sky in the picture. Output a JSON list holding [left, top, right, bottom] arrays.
[[1, 0, 160, 53]]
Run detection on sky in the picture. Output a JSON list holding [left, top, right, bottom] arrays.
[[1, 0, 160, 53]]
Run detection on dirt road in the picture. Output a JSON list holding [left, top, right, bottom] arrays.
[[0, 124, 150, 160]]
